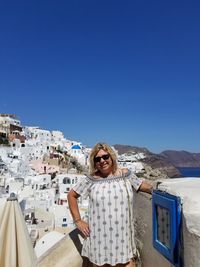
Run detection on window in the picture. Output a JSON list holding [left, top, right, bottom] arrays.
[[63, 177, 71, 184], [156, 206, 170, 248]]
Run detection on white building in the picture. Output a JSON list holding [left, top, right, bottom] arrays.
[[24, 127, 52, 143], [49, 205, 71, 228], [56, 173, 80, 194], [51, 131, 65, 142], [68, 143, 88, 166], [28, 174, 52, 190], [0, 114, 21, 136]]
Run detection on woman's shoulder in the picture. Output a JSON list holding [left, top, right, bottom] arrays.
[[84, 172, 94, 180], [120, 168, 129, 174], [115, 168, 131, 177], [119, 168, 138, 179]]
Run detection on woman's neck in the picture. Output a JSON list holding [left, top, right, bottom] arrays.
[[95, 168, 122, 178]]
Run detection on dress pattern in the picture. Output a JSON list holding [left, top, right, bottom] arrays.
[[73, 170, 142, 266]]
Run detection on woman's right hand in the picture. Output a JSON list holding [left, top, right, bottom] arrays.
[[75, 220, 90, 238]]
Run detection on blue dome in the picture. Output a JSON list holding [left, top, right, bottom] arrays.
[[71, 144, 81, 150]]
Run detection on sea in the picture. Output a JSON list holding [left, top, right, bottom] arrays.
[[178, 167, 200, 178]]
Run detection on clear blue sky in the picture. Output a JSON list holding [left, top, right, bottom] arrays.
[[1, 0, 200, 153]]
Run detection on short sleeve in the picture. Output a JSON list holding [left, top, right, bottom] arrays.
[[129, 171, 143, 191], [72, 176, 92, 198]]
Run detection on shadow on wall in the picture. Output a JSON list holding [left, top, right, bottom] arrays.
[[69, 228, 93, 267]]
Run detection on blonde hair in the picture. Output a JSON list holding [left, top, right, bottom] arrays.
[[89, 142, 118, 175]]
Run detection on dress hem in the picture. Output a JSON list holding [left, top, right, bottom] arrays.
[[81, 253, 136, 266]]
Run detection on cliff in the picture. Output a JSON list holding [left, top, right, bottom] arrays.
[[159, 150, 200, 167], [113, 144, 181, 178]]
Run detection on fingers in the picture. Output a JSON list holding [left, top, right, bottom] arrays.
[[82, 227, 90, 237], [76, 220, 90, 237]]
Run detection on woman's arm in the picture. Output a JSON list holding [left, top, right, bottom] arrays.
[[67, 189, 81, 221], [138, 181, 153, 194], [67, 189, 90, 237]]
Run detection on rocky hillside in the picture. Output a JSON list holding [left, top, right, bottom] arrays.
[[114, 144, 151, 155], [113, 144, 181, 178], [141, 154, 181, 178], [159, 150, 200, 167]]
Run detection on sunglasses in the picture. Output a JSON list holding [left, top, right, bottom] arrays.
[[94, 154, 110, 163]]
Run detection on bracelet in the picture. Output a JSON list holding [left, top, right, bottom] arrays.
[[74, 218, 81, 223]]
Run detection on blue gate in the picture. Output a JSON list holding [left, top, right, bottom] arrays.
[[152, 190, 182, 267]]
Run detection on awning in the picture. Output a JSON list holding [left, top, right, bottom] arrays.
[[0, 193, 37, 267]]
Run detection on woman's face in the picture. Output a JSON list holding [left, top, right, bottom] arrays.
[[94, 149, 113, 175]]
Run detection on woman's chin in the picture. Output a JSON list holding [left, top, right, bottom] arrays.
[[100, 166, 112, 174]]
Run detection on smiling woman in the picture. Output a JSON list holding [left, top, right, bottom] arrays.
[[89, 143, 118, 178], [67, 142, 153, 267]]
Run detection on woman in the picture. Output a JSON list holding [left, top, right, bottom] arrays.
[[67, 143, 153, 267]]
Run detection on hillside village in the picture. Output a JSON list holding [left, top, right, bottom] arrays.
[[1, 113, 200, 267], [0, 113, 158, 257]]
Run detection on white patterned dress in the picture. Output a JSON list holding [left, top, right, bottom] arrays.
[[73, 170, 142, 266]]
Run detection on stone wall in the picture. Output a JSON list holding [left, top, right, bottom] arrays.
[[134, 192, 173, 267]]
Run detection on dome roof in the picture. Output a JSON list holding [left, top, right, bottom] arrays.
[[71, 144, 81, 150]]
